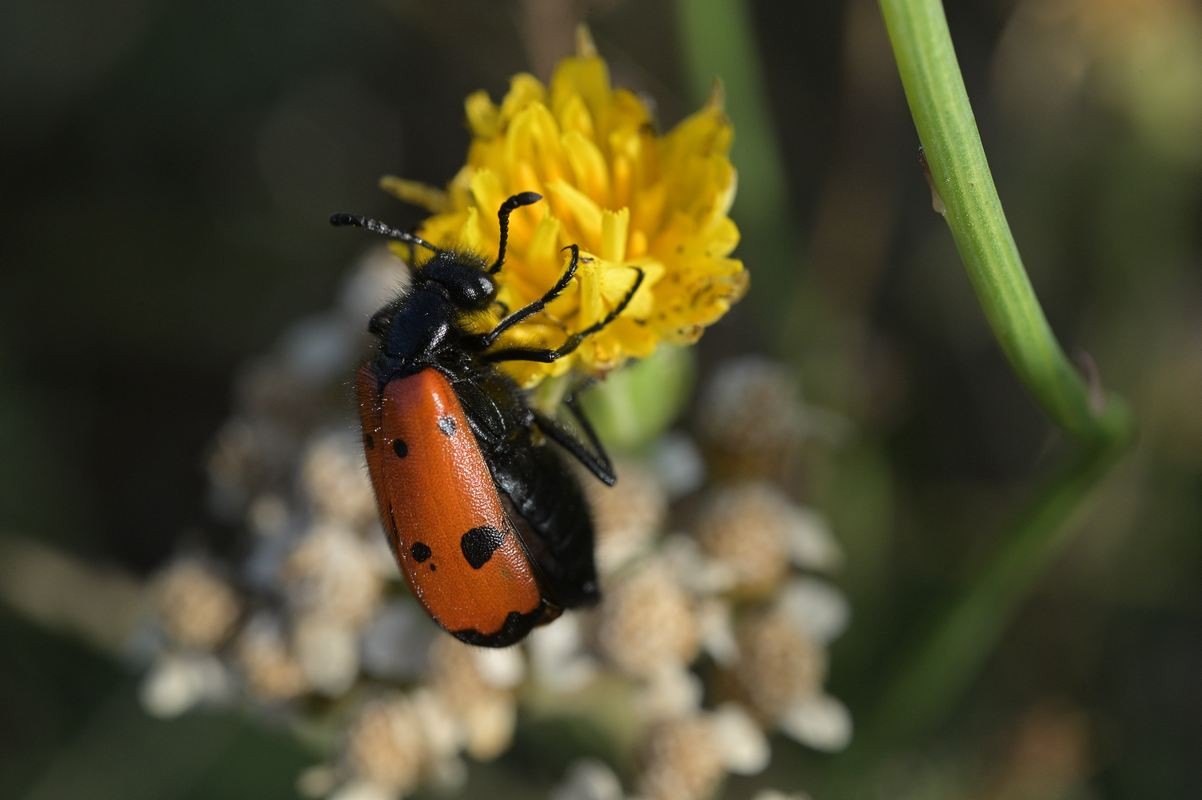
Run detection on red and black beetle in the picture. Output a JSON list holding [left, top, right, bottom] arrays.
[[332, 193, 643, 647]]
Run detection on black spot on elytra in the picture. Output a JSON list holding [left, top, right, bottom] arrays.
[[438, 416, 457, 436], [393, 438, 408, 458], [460, 525, 504, 569], [364, 433, 375, 449], [429, 563, 437, 572], [410, 541, 431, 563]]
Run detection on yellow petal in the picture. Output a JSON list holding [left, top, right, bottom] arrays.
[[574, 256, 603, 332], [499, 74, 546, 122], [711, 163, 738, 220], [510, 161, 546, 200], [458, 206, 484, 254], [701, 215, 740, 257], [465, 90, 499, 138], [661, 106, 732, 174], [497, 221, 563, 307], [546, 179, 602, 245], [609, 89, 653, 133], [379, 176, 449, 213], [600, 264, 653, 317], [550, 56, 611, 124], [506, 103, 565, 184], [557, 94, 595, 140], [630, 181, 666, 243], [561, 130, 608, 202], [706, 78, 725, 112], [575, 24, 597, 58], [628, 228, 648, 259], [416, 209, 470, 254], [469, 167, 505, 207], [599, 208, 628, 263], [444, 164, 475, 207], [524, 215, 565, 288]]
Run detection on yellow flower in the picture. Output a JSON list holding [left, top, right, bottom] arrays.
[[385, 28, 747, 387]]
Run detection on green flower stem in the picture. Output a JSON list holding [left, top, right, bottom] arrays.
[[880, 0, 1128, 443], [870, 0, 1134, 740]]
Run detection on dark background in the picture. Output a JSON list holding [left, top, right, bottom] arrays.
[[2, 0, 1200, 797]]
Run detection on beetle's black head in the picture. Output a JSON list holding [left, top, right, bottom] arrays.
[[332, 192, 544, 364], [419, 251, 497, 311]]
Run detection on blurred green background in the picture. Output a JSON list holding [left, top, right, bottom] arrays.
[[2, 0, 1199, 797]]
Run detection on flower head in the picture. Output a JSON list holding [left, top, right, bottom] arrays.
[[153, 557, 240, 650], [386, 28, 747, 386]]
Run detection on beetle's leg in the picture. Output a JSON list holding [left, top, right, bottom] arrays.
[[532, 389, 615, 485], [484, 267, 645, 364], [474, 244, 582, 350]]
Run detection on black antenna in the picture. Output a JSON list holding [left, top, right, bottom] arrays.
[[489, 192, 542, 275], [329, 213, 441, 254]]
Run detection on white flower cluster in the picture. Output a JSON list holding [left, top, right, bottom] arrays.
[[139, 251, 852, 800]]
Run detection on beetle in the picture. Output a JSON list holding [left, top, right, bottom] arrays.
[[331, 192, 644, 646]]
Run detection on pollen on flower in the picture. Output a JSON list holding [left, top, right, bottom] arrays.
[[383, 27, 747, 387]]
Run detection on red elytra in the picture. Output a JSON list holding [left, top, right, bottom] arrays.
[[356, 366, 559, 645]]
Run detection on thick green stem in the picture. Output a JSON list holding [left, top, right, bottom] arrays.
[[869, 0, 1135, 743], [880, 0, 1128, 443]]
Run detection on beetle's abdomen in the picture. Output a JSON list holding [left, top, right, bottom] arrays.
[[491, 444, 600, 608]]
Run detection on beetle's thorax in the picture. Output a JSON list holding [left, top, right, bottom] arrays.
[[371, 254, 498, 378], [374, 286, 452, 368]]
